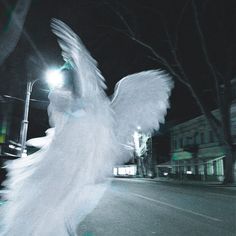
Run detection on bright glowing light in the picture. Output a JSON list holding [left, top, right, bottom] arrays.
[[163, 172, 168, 176], [137, 126, 141, 130], [22, 152, 27, 158], [133, 131, 141, 156], [115, 165, 137, 176], [9, 144, 15, 149], [127, 166, 136, 175], [113, 168, 118, 176], [186, 171, 192, 175], [117, 167, 124, 175], [45, 69, 64, 88]]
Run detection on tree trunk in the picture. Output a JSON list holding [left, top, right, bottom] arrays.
[[223, 145, 235, 184]]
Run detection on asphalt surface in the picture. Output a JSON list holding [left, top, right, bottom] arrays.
[[77, 178, 236, 236]]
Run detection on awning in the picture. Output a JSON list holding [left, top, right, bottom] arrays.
[[171, 155, 225, 166], [197, 146, 225, 158], [172, 151, 192, 161]]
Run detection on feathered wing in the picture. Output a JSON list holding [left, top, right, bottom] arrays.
[[26, 128, 55, 148], [47, 18, 108, 130], [0, 19, 114, 235], [111, 70, 173, 158], [51, 18, 106, 98]]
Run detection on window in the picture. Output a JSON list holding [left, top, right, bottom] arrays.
[[213, 161, 217, 175], [186, 136, 192, 145], [200, 132, 205, 144], [185, 137, 188, 145], [188, 137, 193, 145], [174, 140, 177, 149], [179, 137, 183, 148], [194, 132, 198, 145], [172, 138, 177, 150], [209, 130, 214, 143]]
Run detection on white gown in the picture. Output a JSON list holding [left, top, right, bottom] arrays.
[[0, 19, 173, 235]]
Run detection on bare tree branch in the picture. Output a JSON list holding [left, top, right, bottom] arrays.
[[104, 0, 235, 182], [192, 1, 221, 106], [159, 14, 222, 139], [174, 0, 191, 48], [105, 1, 225, 143], [104, 1, 135, 38], [192, 0, 231, 146], [114, 1, 224, 141]]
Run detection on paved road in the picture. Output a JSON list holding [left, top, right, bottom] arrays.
[[77, 178, 236, 236]]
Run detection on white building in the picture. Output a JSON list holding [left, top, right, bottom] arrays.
[[170, 80, 236, 181]]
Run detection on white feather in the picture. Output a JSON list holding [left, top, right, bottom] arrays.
[[26, 128, 55, 148]]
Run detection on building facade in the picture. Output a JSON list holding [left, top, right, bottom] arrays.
[[170, 80, 236, 182]]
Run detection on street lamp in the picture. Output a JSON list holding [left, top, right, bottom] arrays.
[[19, 68, 64, 157], [45, 69, 64, 89]]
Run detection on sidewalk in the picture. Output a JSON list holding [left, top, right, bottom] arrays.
[[132, 176, 236, 191]]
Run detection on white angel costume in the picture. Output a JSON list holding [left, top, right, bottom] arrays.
[[0, 19, 173, 235]]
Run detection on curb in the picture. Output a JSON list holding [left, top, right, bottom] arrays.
[[116, 177, 236, 191]]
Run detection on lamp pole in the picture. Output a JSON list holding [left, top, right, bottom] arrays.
[[19, 80, 38, 157], [18, 67, 65, 157]]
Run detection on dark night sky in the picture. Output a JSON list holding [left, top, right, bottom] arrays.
[[0, 0, 236, 138]]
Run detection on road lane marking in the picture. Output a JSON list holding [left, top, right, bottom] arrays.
[[132, 193, 222, 222]]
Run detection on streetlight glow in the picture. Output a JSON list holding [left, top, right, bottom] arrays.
[[18, 67, 65, 157], [45, 69, 64, 88]]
